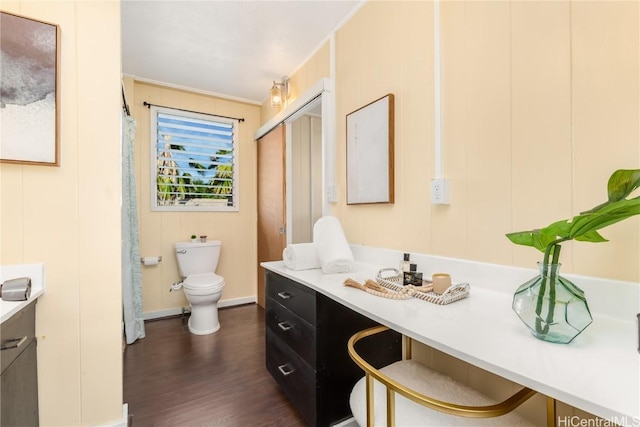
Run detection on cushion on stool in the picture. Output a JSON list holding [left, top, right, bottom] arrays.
[[349, 360, 537, 427]]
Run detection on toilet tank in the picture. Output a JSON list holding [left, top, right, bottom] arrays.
[[174, 240, 222, 278]]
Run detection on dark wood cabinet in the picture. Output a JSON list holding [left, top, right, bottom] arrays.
[[265, 270, 401, 426], [1, 300, 39, 427]]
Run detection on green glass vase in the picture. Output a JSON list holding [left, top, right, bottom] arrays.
[[512, 262, 593, 344]]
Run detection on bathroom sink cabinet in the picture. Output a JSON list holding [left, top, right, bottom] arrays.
[[1, 300, 39, 426], [265, 271, 401, 426]]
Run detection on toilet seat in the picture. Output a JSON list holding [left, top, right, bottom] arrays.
[[183, 273, 225, 292]]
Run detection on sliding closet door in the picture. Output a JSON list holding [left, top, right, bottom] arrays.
[[257, 124, 286, 308]]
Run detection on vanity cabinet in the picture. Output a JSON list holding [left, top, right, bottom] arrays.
[[1, 300, 39, 426], [265, 271, 401, 426]]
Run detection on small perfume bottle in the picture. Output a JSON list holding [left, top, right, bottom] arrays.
[[399, 253, 411, 272], [403, 263, 423, 286]]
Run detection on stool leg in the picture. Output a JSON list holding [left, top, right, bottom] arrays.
[[366, 374, 375, 427], [403, 335, 412, 360], [546, 396, 557, 427], [387, 388, 395, 427]]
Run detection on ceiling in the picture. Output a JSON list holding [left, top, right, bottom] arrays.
[[121, 1, 362, 105]]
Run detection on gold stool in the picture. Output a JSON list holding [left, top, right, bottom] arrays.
[[348, 325, 555, 426]]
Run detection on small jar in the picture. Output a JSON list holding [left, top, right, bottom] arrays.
[[200, 235, 207, 243], [432, 273, 452, 294]]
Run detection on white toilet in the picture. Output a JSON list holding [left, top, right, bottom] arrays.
[[174, 240, 225, 335]]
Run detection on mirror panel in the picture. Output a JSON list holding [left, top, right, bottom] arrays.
[[287, 97, 323, 243]]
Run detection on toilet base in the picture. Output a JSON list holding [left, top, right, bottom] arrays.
[[186, 301, 221, 335], [188, 316, 220, 335], [181, 280, 224, 336]]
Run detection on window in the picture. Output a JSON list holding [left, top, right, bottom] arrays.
[[150, 106, 239, 211]]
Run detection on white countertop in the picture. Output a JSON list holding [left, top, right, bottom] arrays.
[[0, 263, 45, 324], [263, 248, 639, 426]]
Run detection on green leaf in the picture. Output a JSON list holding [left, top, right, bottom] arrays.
[[570, 197, 640, 238], [506, 231, 535, 247], [533, 231, 558, 252], [506, 230, 557, 253], [582, 169, 640, 213], [575, 230, 608, 243], [607, 169, 640, 202], [541, 219, 572, 239], [506, 169, 640, 255]]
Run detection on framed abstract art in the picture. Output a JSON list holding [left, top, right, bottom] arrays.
[[1, 11, 60, 166]]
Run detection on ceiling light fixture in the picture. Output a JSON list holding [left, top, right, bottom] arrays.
[[270, 79, 290, 107]]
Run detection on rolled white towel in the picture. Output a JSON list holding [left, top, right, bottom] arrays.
[[282, 243, 321, 271], [313, 216, 354, 274]]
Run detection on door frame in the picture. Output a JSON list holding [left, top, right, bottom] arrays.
[[256, 124, 286, 308]]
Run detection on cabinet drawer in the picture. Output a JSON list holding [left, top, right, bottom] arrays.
[[266, 328, 316, 425], [265, 271, 316, 325], [266, 297, 317, 368], [1, 301, 36, 375], [1, 339, 39, 426]]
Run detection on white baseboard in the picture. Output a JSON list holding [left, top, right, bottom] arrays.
[[143, 296, 257, 321], [143, 307, 185, 320], [95, 403, 128, 427], [219, 296, 256, 308]]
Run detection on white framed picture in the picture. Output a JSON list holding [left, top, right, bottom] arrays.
[[346, 94, 394, 204]]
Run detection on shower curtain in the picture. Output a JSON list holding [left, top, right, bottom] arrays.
[[122, 112, 145, 344]]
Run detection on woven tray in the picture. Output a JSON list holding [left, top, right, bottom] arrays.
[[375, 268, 470, 305]]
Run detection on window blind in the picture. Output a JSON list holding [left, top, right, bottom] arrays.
[[152, 107, 238, 210]]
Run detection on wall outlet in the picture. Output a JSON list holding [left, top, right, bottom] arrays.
[[431, 178, 451, 205]]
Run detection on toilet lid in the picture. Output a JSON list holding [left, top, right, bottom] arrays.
[[183, 273, 225, 290]]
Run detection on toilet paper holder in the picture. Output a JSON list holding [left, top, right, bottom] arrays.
[[140, 256, 162, 265]]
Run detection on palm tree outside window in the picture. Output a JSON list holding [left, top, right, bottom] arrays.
[[150, 106, 239, 212]]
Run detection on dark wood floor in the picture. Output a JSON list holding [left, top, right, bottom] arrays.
[[123, 304, 307, 427]]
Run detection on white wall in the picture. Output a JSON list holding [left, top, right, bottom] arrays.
[[332, 0, 639, 282], [1, 1, 123, 425]]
